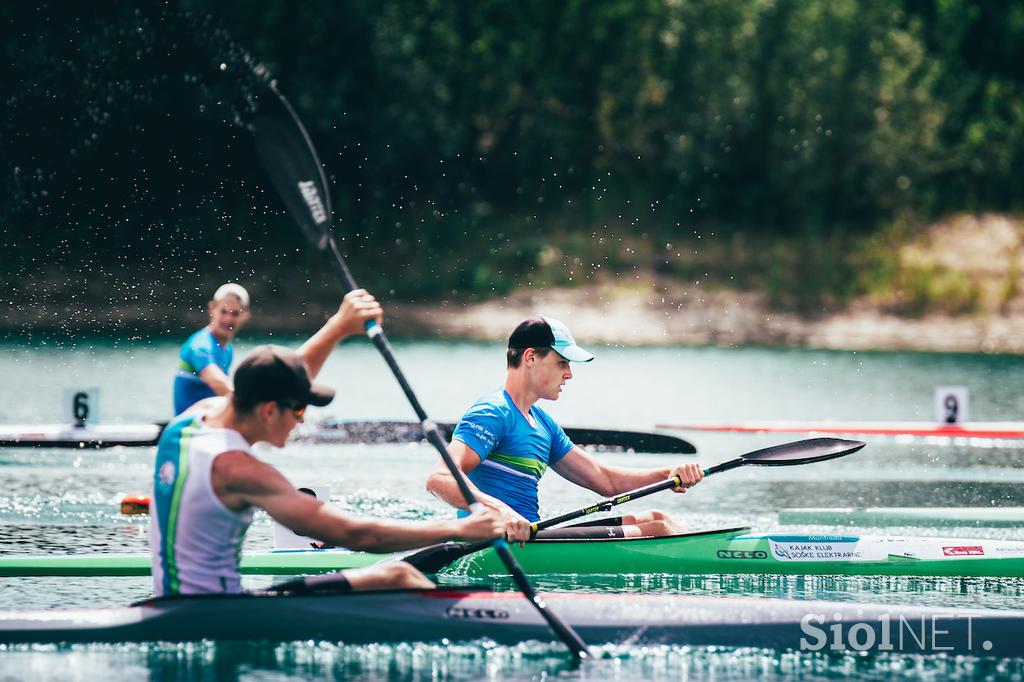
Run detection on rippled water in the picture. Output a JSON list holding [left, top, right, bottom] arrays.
[[2, 338, 1024, 679], [4, 641, 1024, 682]]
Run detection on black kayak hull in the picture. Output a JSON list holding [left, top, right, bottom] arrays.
[[2, 588, 1021, 657]]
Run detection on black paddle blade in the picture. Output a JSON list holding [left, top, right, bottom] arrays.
[[254, 88, 334, 252], [563, 428, 696, 454], [741, 437, 865, 466], [401, 541, 485, 574]]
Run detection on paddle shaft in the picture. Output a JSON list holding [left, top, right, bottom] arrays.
[[260, 90, 589, 659]]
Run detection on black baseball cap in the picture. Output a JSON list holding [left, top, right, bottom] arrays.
[[234, 345, 335, 407], [508, 315, 594, 362]]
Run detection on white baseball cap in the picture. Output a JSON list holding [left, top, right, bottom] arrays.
[[212, 283, 250, 309]]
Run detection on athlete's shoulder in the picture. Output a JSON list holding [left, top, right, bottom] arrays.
[[183, 395, 228, 417], [454, 389, 514, 453], [159, 411, 203, 439], [212, 449, 287, 498], [183, 326, 212, 344], [464, 389, 515, 419], [196, 425, 247, 453], [180, 327, 215, 354]]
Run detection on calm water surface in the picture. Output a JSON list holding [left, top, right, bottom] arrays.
[[2, 337, 1024, 680]]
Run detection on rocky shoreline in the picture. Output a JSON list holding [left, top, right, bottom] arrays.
[[367, 213, 1024, 354], [383, 284, 1024, 354]]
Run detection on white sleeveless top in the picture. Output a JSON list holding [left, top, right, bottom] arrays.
[[150, 414, 256, 596]]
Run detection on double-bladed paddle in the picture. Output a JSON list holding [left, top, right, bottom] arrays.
[[253, 85, 590, 660], [402, 437, 866, 573]]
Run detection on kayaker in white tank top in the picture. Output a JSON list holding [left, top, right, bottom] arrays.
[[150, 416, 256, 596]]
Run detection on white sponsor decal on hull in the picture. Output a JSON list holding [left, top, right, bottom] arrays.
[[767, 535, 1024, 562], [769, 540, 866, 562]]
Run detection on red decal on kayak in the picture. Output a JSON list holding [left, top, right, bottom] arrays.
[[942, 546, 984, 556]]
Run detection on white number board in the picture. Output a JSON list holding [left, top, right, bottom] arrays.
[[934, 386, 969, 424], [63, 388, 100, 426]]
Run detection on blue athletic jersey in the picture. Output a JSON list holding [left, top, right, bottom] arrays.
[[452, 389, 574, 522], [173, 328, 232, 415]]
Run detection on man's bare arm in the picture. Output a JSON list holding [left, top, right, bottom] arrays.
[[212, 451, 500, 552], [552, 446, 703, 496]]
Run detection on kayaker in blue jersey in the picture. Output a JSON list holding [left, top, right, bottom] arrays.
[[173, 283, 252, 415], [151, 289, 503, 597], [426, 315, 704, 543]]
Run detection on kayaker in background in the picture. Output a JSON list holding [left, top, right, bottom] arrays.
[[173, 283, 252, 415], [426, 315, 704, 543], [151, 289, 503, 597]]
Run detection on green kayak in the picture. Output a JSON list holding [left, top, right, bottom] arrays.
[[4, 527, 1024, 578]]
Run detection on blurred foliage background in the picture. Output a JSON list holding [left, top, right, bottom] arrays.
[[2, 0, 1022, 328]]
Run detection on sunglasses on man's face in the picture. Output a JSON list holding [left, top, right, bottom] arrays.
[[278, 403, 306, 420]]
